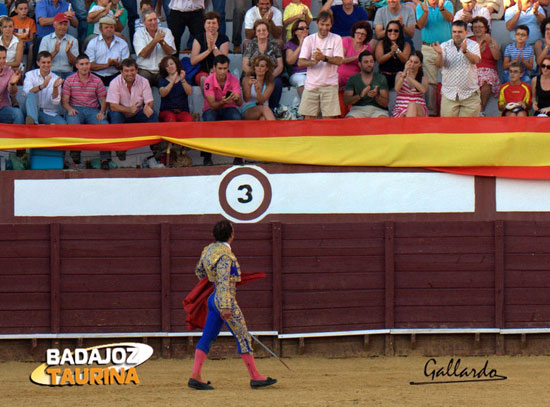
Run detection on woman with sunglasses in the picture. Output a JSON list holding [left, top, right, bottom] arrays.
[[242, 19, 284, 111], [471, 16, 500, 116], [284, 20, 309, 98], [375, 20, 410, 89], [531, 56, 550, 116], [242, 55, 276, 120], [337, 21, 375, 89], [534, 18, 550, 67], [392, 51, 428, 117]]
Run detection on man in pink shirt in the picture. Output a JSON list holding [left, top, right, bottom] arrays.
[[106, 57, 157, 161], [202, 54, 242, 165], [298, 11, 343, 119]]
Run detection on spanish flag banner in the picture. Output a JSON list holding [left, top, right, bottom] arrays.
[[2, 117, 550, 178]]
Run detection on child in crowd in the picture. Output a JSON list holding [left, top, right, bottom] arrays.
[[498, 61, 532, 116], [11, 0, 35, 69], [283, 0, 312, 41], [503, 25, 534, 84]]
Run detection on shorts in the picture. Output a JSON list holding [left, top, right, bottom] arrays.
[[298, 85, 340, 117], [289, 72, 307, 88], [346, 105, 390, 118]]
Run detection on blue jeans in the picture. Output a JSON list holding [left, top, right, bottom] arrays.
[[69, 0, 89, 50], [121, 0, 139, 44], [212, 0, 226, 36], [66, 106, 109, 124], [269, 76, 283, 111], [24, 93, 66, 124], [0, 106, 24, 124], [202, 107, 242, 121], [108, 109, 159, 123]]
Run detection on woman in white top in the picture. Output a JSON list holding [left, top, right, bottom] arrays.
[[241, 54, 275, 120], [0, 18, 23, 69]]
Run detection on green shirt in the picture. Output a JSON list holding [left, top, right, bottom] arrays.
[[345, 72, 388, 109]]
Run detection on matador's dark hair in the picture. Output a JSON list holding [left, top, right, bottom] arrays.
[[213, 220, 233, 242]]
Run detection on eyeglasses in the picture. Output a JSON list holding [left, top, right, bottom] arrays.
[[542, 64, 550, 69], [296, 27, 309, 31], [387, 29, 399, 33], [509, 70, 521, 74], [354, 31, 367, 36]]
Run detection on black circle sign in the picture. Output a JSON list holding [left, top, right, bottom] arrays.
[[218, 167, 272, 222]]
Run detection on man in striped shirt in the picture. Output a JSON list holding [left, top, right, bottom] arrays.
[[61, 53, 109, 166]]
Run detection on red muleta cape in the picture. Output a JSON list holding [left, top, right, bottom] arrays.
[[182, 272, 266, 330]]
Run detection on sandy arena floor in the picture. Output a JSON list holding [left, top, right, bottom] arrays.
[[1, 355, 548, 406]]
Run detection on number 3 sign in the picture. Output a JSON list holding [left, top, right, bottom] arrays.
[[218, 166, 272, 222]]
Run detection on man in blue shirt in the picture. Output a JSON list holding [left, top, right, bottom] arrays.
[[320, 0, 368, 38]]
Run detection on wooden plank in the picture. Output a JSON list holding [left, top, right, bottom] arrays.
[[395, 254, 494, 272], [284, 272, 385, 290], [170, 256, 273, 274], [280, 322, 385, 333], [171, 274, 273, 291], [395, 306, 494, 323], [395, 288, 495, 306], [61, 309, 161, 327], [59, 325, 162, 333], [505, 221, 550, 237], [0, 293, 50, 310], [505, 305, 550, 323], [283, 307, 385, 327], [284, 246, 383, 257], [395, 237, 494, 255], [282, 256, 384, 273], [0, 240, 49, 258], [161, 223, 170, 332], [170, 223, 272, 240], [505, 271, 550, 287], [395, 222, 493, 237], [60, 224, 160, 240], [60, 240, 160, 257], [0, 225, 49, 240], [505, 288, 550, 305], [169, 290, 273, 309], [0, 258, 50, 275], [61, 292, 161, 309], [385, 222, 395, 329], [60, 275, 160, 292], [395, 271, 494, 289], [50, 223, 60, 333], [170, 308, 273, 328], [60, 257, 160, 274], [505, 254, 550, 271], [171, 240, 272, 257], [495, 221, 505, 329], [395, 321, 493, 329], [283, 290, 384, 310], [272, 222, 282, 333], [0, 275, 50, 292], [283, 223, 384, 239], [505, 236, 550, 253], [0, 310, 50, 328]]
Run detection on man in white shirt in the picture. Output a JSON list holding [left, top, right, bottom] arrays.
[[38, 13, 79, 79], [453, 0, 491, 36], [86, 16, 130, 86], [244, 0, 283, 41], [434, 20, 481, 116], [23, 50, 65, 124], [167, 0, 205, 53], [297, 11, 343, 119], [133, 9, 176, 87]]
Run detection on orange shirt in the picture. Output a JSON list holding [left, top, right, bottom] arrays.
[[13, 16, 36, 41]]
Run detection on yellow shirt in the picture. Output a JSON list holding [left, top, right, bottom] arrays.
[[283, 2, 313, 41]]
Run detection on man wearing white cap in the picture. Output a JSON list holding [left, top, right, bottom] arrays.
[[38, 13, 79, 78], [86, 16, 130, 86]]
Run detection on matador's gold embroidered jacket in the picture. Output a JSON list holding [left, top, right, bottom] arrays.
[[195, 242, 242, 310]]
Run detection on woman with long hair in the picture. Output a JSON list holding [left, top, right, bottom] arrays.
[[532, 55, 550, 116], [534, 17, 550, 67], [242, 19, 284, 111], [284, 19, 309, 98], [392, 51, 428, 117], [337, 20, 375, 88], [241, 54, 276, 120], [471, 16, 500, 116], [375, 20, 410, 89], [0, 17, 24, 69], [158, 55, 193, 122]]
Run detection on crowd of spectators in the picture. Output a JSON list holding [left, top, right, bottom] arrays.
[[1, 0, 550, 167]]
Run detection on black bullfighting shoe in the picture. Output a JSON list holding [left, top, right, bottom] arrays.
[[250, 377, 277, 389]]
